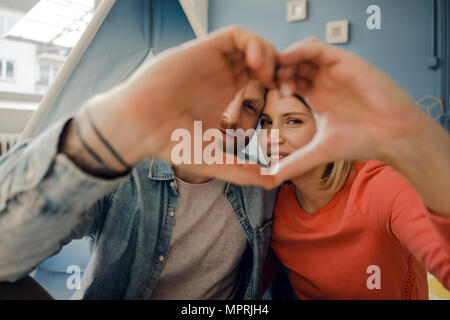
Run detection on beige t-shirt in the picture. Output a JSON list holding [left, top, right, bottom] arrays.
[[150, 177, 248, 300]]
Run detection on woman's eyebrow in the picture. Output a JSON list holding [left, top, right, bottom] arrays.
[[260, 112, 307, 117], [283, 112, 308, 116]]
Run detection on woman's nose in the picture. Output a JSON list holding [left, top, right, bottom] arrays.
[[266, 127, 285, 145]]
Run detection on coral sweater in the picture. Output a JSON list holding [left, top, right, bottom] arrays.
[[270, 161, 450, 299]]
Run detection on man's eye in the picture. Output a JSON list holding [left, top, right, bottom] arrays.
[[244, 103, 257, 113]]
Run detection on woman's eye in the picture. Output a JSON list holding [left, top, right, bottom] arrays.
[[287, 118, 303, 125], [260, 119, 272, 127]]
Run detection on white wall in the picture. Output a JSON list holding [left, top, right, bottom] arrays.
[[0, 108, 34, 134], [0, 91, 40, 134], [0, 38, 37, 94]]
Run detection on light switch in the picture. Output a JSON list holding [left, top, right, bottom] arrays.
[[326, 20, 349, 44], [287, 0, 307, 22]]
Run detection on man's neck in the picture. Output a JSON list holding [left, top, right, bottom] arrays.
[[174, 167, 213, 184]]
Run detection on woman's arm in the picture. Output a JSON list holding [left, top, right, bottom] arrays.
[[364, 165, 450, 289], [390, 184, 450, 289], [379, 114, 450, 218]]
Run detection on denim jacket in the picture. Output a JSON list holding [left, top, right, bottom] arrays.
[[0, 118, 277, 299]]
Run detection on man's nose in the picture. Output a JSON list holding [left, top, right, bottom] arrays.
[[220, 95, 241, 128]]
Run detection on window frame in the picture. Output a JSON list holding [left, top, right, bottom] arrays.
[[0, 59, 17, 82]]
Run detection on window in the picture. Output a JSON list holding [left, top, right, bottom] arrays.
[[52, 66, 60, 79], [39, 65, 50, 85], [0, 16, 5, 36], [6, 61, 14, 78], [0, 60, 15, 80], [0, 1, 96, 107], [6, 17, 19, 33], [8, 0, 95, 47], [0, 16, 19, 37], [37, 64, 61, 87]]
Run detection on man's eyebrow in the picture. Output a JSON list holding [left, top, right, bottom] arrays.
[[243, 97, 264, 106]]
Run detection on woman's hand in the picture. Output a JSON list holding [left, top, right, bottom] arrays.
[[273, 38, 450, 215], [273, 38, 425, 179]]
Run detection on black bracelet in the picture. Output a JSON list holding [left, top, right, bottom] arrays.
[[85, 108, 133, 171], [75, 117, 106, 166]]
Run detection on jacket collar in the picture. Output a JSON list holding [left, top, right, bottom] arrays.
[[147, 158, 175, 180], [147, 158, 234, 193]]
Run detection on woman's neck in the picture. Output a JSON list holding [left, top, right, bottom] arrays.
[[290, 165, 336, 214]]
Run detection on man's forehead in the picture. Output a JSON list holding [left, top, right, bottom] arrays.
[[242, 80, 266, 100]]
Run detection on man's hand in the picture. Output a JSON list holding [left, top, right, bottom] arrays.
[[273, 38, 450, 215], [62, 26, 278, 188]]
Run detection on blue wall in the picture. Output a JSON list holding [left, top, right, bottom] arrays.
[[209, 0, 440, 106]]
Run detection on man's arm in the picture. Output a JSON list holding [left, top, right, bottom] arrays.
[[0, 26, 280, 282], [0, 117, 127, 282]]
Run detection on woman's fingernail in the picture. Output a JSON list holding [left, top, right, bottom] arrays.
[[280, 82, 292, 98]]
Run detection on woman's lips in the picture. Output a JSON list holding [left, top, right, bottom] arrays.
[[268, 152, 290, 159], [268, 152, 290, 165]]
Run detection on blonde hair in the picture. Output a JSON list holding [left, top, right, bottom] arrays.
[[320, 160, 354, 194]]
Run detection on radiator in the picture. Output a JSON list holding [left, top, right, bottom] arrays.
[[0, 134, 19, 157]]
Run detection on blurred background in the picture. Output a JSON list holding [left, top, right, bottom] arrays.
[[0, 0, 448, 299]]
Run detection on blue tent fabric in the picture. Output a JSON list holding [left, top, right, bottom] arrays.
[[31, 0, 195, 136], [29, 0, 195, 299]]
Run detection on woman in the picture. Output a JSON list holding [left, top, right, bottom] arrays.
[[261, 90, 450, 299]]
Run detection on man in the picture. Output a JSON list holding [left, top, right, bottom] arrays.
[[0, 27, 280, 299], [0, 78, 277, 299]]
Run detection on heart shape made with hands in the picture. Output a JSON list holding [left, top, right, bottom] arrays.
[[114, 27, 421, 190], [266, 38, 420, 188], [190, 36, 420, 190]]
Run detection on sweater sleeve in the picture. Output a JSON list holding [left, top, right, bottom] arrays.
[[381, 168, 450, 290], [423, 209, 450, 254]]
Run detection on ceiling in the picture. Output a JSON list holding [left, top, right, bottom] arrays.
[[0, 0, 40, 13]]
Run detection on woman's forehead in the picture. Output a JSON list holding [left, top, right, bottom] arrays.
[[264, 90, 310, 115]]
